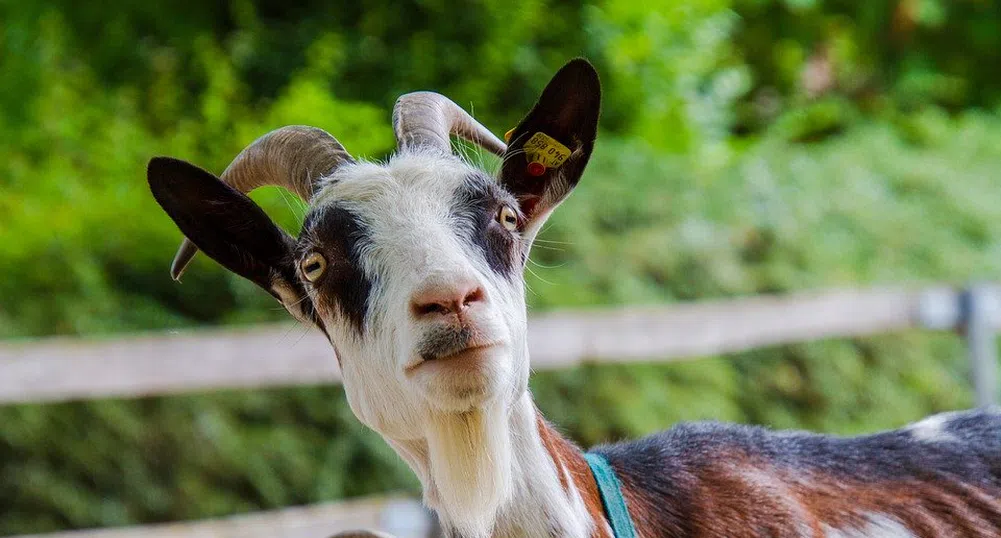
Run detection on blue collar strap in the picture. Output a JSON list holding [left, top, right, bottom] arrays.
[[583, 452, 639, 538]]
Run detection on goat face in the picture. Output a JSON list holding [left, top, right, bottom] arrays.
[[298, 154, 531, 434], [147, 59, 600, 441]]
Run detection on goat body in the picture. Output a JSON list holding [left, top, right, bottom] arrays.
[[146, 59, 1001, 537], [581, 409, 1001, 536]]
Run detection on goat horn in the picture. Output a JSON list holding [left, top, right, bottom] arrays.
[[169, 125, 354, 281], [393, 92, 506, 156]]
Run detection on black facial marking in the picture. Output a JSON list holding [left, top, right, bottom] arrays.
[[295, 297, 327, 335], [300, 206, 374, 334], [418, 326, 473, 362], [451, 173, 522, 277]]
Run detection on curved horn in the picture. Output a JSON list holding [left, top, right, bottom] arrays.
[[393, 92, 506, 156], [169, 125, 353, 281]]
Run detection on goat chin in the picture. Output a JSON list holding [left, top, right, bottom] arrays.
[[425, 406, 513, 538]]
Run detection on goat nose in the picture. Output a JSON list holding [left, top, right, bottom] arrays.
[[410, 278, 486, 317]]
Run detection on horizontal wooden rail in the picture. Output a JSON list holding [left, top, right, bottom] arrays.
[[11, 496, 433, 538], [0, 284, 982, 404]]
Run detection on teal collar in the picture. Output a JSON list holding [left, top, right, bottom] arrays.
[[584, 452, 639, 538]]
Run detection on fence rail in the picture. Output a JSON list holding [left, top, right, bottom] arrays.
[[1, 284, 996, 404], [10, 496, 434, 538]]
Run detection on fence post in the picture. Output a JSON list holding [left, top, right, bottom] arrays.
[[961, 284, 1000, 408]]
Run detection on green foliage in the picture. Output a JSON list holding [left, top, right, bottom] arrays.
[[3, 0, 1001, 533], [0, 390, 417, 533], [586, 0, 749, 156], [731, 0, 1001, 129], [0, 9, 395, 339]]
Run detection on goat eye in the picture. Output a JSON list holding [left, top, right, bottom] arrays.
[[497, 205, 518, 232], [301, 252, 327, 282]]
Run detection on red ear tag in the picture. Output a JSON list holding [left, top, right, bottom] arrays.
[[527, 161, 547, 177]]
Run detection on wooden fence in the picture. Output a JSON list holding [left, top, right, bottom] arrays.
[[11, 497, 434, 538], [3, 283, 1000, 537]]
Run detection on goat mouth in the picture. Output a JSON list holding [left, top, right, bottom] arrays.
[[404, 343, 501, 373]]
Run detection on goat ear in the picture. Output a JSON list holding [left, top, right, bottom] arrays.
[[499, 58, 600, 237], [147, 157, 311, 319]]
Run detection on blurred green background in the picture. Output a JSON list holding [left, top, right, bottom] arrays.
[[3, 0, 1001, 533]]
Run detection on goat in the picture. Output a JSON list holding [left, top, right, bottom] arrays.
[[147, 59, 1001, 538]]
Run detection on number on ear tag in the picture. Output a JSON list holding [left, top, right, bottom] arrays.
[[523, 132, 571, 169]]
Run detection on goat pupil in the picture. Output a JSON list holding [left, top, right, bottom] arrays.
[[305, 262, 320, 272]]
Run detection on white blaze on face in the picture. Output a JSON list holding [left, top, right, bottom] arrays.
[[306, 149, 531, 436]]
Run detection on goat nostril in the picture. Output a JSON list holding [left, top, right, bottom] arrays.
[[413, 302, 451, 317], [411, 281, 486, 318], [462, 287, 485, 308]]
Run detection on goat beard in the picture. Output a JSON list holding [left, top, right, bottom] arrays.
[[425, 406, 513, 538]]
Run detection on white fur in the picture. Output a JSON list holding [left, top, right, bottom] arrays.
[[425, 406, 512, 537], [310, 152, 528, 434], [823, 513, 916, 538], [488, 394, 593, 538], [906, 411, 959, 443], [737, 466, 813, 535], [290, 151, 589, 536]]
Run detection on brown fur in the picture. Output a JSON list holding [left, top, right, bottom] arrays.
[[620, 466, 1001, 537], [536, 413, 614, 538], [535, 410, 1001, 538]]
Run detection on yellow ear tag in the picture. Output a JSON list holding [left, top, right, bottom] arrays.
[[523, 132, 572, 169]]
